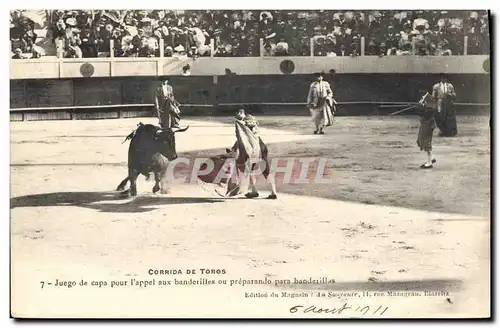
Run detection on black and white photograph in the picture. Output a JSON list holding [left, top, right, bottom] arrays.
[[8, 6, 491, 319]]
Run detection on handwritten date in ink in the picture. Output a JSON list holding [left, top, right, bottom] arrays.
[[289, 303, 389, 316]]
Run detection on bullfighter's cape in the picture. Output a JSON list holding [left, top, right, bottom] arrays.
[[197, 119, 262, 197], [234, 119, 261, 160]]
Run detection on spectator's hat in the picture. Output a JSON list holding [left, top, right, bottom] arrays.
[[368, 40, 376, 46], [260, 11, 273, 21], [315, 35, 325, 43], [165, 46, 173, 52], [174, 44, 185, 52], [141, 17, 152, 24], [14, 48, 22, 54], [380, 42, 387, 47], [66, 18, 77, 26], [159, 76, 169, 82], [9, 23, 14, 28]]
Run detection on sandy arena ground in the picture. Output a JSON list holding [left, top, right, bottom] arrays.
[[10, 115, 490, 318]]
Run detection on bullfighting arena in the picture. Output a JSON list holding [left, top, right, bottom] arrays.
[[10, 114, 490, 318]]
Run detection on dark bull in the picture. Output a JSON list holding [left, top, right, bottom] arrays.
[[116, 123, 189, 197]]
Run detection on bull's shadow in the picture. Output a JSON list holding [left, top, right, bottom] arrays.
[[10, 192, 225, 214]]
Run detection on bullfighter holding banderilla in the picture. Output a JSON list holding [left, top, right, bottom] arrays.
[[307, 72, 336, 134], [417, 89, 438, 169]]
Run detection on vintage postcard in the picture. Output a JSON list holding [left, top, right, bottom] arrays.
[[9, 8, 491, 319]]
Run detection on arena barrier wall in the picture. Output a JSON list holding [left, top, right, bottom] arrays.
[[10, 55, 490, 80]]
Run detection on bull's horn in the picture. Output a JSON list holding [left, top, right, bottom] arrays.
[[172, 125, 189, 133]]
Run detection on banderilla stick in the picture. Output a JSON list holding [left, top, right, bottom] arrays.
[[389, 104, 418, 116], [389, 92, 428, 116]]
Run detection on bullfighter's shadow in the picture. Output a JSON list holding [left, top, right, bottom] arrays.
[[10, 191, 225, 214]]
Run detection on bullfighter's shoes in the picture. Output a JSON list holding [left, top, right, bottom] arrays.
[[245, 191, 259, 198]]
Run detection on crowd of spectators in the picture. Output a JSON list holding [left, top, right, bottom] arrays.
[[11, 10, 490, 59]]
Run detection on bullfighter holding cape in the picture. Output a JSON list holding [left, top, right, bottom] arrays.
[[307, 72, 336, 134], [225, 109, 267, 197], [197, 109, 277, 199], [154, 76, 182, 129]]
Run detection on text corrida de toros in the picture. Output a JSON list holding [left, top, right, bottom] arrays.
[[148, 269, 227, 275]]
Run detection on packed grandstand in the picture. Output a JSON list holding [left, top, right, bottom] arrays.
[[10, 10, 490, 59]]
